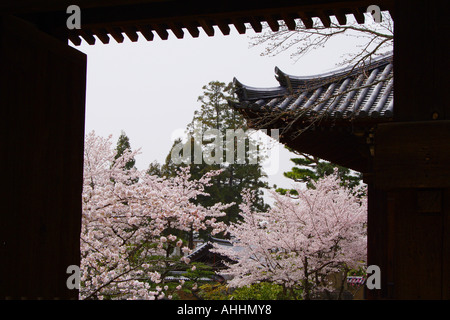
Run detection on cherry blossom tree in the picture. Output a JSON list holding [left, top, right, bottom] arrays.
[[214, 172, 367, 299], [80, 131, 232, 300]]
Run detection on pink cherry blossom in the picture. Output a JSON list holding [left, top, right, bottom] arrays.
[[80, 131, 232, 300], [214, 172, 367, 299]]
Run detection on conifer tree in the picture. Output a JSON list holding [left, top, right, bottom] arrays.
[[113, 131, 138, 185], [276, 146, 363, 195], [114, 130, 136, 171], [150, 81, 269, 232]]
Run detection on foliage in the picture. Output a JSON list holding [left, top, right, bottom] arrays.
[[197, 282, 298, 300], [81, 131, 233, 300], [214, 172, 367, 300], [229, 282, 291, 300], [276, 148, 363, 195], [152, 81, 269, 230], [114, 130, 136, 171], [198, 283, 231, 300]]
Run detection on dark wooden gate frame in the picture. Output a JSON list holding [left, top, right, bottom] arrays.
[[1, 0, 448, 299]]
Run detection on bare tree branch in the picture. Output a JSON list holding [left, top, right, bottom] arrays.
[[249, 12, 393, 67]]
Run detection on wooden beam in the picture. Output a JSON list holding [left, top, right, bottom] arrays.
[[92, 27, 110, 44], [122, 25, 139, 42], [281, 13, 297, 30], [79, 29, 96, 45], [106, 26, 124, 43], [264, 14, 280, 32], [351, 7, 366, 24], [2, 0, 394, 17], [167, 21, 184, 39], [297, 11, 314, 28], [136, 24, 154, 41], [316, 10, 332, 28], [68, 33, 82, 46], [14, 1, 395, 45], [334, 9, 348, 25], [216, 19, 231, 35], [151, 23, 169, 40], [198, 19, 214, 36], [277, 125, 370, 173], [184, 21, 200, 38], [232, 17, 247, 34], [248, 16, 263, 33]]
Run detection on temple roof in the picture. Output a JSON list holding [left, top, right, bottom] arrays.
[[231, 52, 394, 123], [188, 236, 239, 268]]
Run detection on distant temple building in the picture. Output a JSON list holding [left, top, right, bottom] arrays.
[[188, 236, 236, 281]]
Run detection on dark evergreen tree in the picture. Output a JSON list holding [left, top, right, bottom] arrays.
[[113, 130, 138, 185], [146, 160, 162, 177], [114, 130, 136, 170], [276, 146, 363, 195], [149, 81, 269, 237]]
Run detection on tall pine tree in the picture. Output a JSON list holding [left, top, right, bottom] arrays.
[[151, 81, 269, 233], [114, 130, 136, 170], [113, 130, 138, 185]]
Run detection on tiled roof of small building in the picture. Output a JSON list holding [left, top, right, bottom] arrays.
[[188, 236, 236, 264], [230, 52, 394, 122]]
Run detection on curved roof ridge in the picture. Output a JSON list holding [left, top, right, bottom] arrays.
[[233, 52, 393, 102], [233, 76, 288, 101], [233, 76, 283, 92], [209, 235, 233, 245], [231, 51, 394, 121], [275, 51, 393, 88]]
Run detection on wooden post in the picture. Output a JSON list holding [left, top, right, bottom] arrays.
[[364, 0, 450, 299], [372, 121, 450, 299], [394, 0, 449, 122], [365, 182, 389, 300], [0, 15, 86, 299]]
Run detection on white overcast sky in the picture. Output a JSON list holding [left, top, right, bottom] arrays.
[[74, 22, 370, 191]]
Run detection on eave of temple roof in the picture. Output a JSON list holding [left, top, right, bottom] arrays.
[[231, 52, 394, 120], [187, 236, 233, 261], [4, 0, 395, 46]]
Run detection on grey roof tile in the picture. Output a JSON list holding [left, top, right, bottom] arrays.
[[231, 52, 394, 122]]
